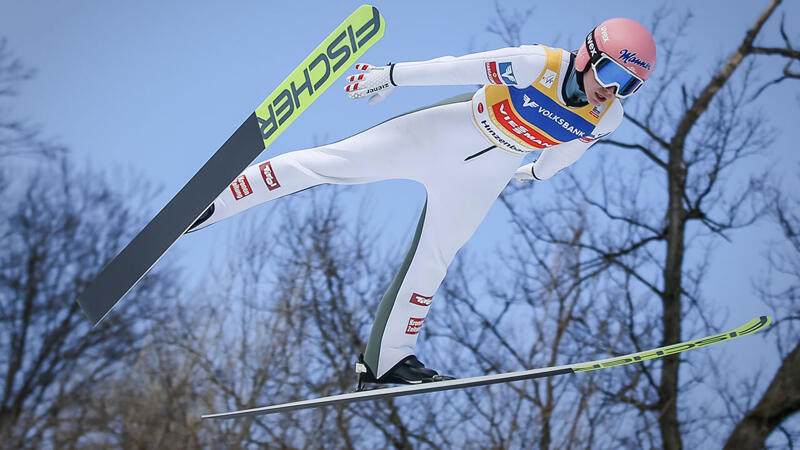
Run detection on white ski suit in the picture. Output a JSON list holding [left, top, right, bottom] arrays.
[[191, 44, 624, 378]]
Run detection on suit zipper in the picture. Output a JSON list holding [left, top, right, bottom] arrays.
[[464, 145, 496, 162]]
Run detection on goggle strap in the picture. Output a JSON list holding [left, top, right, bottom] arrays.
[[584, 29, 602, 66]]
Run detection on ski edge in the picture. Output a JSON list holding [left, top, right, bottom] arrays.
[[201, 315, 771, 420], [77, 114, 264, 325]]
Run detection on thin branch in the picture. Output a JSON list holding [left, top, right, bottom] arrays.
[[625, 113, 672, 153], [602, 139, 668, 170]]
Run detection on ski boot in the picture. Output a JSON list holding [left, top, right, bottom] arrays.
[[355, 353, 454, 391], [186, 204, 215, 233]]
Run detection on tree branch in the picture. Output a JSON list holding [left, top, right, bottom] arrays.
[[670, 0, 781, 150]]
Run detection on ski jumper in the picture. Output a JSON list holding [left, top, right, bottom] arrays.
[[191, 44, 624, 378]]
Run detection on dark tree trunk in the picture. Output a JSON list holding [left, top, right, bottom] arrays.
[[654, 2, 784, 447], [723, 340, 800, 449], [659, 144, 688, 450]]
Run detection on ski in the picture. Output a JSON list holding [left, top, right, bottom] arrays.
[[202, 315, 771, 419], [76, 5, 386, 325]]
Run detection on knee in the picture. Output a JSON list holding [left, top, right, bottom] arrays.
[[290, 147, 342, 179]]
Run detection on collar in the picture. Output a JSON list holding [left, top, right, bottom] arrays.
[[563, 53, 588, 108]]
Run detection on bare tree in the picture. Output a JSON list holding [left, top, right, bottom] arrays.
[[0, 156, 183, 448], [434, 216, 613, 449], [4, 0, 797, 445], [0, 39, 181, 448], [434, 1, 800, 449], [133, 188, 445, 448], [596, 2, 799, 447], [722, 179, 800, 449], [0, 38, 62, 161]]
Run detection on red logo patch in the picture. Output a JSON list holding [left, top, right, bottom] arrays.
[[477, 102, 484, 114], [410, 293, 432, 306], [485, 62, 503, 85], [229, 175, 252, 200], [492, 100, 560, 149], [259, 161, 281, 191], [405, 317, 425, 335]]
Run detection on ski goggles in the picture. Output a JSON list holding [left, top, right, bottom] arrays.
[[584, 29, 644, 99], [590, 54, 644, 99]]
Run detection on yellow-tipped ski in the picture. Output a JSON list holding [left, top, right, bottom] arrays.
[[203, 316, 771, 419], [572, 316, 771, 372], [255, 5, 385, 146]]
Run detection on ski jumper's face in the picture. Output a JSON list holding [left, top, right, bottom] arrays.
[[582, 70, 618, 106]]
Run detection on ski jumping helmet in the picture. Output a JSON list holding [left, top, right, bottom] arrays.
[[575, 18, 656, 98]]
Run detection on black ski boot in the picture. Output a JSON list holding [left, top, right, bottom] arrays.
[[186, 203, 215, 233], [355, 354, 454, 391]]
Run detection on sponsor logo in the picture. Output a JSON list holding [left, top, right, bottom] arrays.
[[522, 94, 536, 108], [257, 7, 383, 142], [366, 83, 390, 94], [506, 94, 587, 138], [229, 174, 252, 200], [485, 62, 504, 85], [477, 102, 484, 114], [509, 88, 594, 141], [590, 102, 607, 118], [498, 62, 516, 84], [480, 119, 528, 154], [619, 49, 652, 71], [410, 293, 432, 307], [406, 317, 425, 335], [599, 25, 610, 43], [492, 101, 559, 149], [586, 32, 598, 57], [259, 161, 281, 191], [536, 105, 586, 137], [539, 69, 556, 89]]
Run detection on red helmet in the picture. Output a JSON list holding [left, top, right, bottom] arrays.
[[575, 18, 656, 82]]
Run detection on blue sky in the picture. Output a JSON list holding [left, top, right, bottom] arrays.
[[2, 0, 799, 379]]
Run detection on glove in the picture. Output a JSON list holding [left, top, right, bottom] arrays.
[[344, 63, 396, 104], [513, 163, 538, 183]]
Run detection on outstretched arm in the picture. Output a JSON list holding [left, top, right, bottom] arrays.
[[392, 45, 546, 87], [345, 45, 547, 103]]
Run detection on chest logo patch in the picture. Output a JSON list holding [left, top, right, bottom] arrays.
[[539, 69, 556, 88], [499, 62, 516, 85], [522, 94, 536, 108], [590, 102, 607, 118], [485, 62, 503, 85]]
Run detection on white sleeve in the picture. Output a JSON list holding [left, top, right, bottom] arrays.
[[529, 139, 592, 180], [391, 45, 546, 87], [528, 99, 624, 180], [591, 99, 624, 140]]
